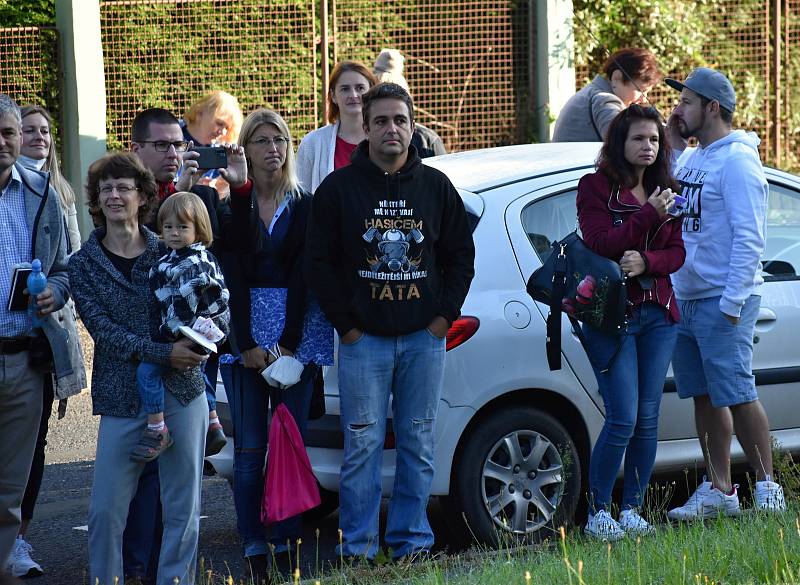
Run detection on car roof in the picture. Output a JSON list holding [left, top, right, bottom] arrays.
[[424, 143, 601, 193]]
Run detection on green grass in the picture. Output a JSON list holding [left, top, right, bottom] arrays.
[[199, 506, 800, 584]]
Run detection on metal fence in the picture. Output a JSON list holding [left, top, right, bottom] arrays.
[[0, 26, 61, 134], [331, 0, 532, 151], [573, 2, 777, 166], [98, 0, 532, 153], [99, 0, 319, 149]]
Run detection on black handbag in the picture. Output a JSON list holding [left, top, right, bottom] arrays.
[[526, 231, 627, 371]]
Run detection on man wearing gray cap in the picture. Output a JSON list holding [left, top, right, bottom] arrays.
[[664, 67, 785, 519]]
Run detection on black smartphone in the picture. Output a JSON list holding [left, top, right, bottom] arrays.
[[192, 146, 228, 169], [7, 266, 32, 311]]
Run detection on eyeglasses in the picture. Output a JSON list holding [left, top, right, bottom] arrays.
[[249, 136, 289, 148], [98, 184, 138, 195], [136, 140, 189, 152]]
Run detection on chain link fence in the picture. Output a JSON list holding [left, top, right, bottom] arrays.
[[99, 0, 318, 149], [332, 0, 532, 151], [573, 1, 773, 165], [0, 26, 61, 136], [98, 0, 531, 153]]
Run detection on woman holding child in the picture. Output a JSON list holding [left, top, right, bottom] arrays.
[[576, 104, 685, 540], [220, 108, 333, 581], [69, 152, 211, 585]]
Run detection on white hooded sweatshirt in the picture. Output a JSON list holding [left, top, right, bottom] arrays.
[[672, 130, 768, 317]]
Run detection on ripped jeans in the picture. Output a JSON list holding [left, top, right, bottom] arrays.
[[337, 328, 446, 559]]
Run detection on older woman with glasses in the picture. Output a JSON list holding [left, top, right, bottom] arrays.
[[220, 108, 333, 582], [69, 152, 210, 585]]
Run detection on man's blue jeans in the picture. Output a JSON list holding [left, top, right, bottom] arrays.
[[337, 329, 446, 559], [220, 362, 315, 557], [582, 302, 677, 512]]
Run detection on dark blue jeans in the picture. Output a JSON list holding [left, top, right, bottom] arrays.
[[220, 362, 315, 557], [583, 302, 677, 512]]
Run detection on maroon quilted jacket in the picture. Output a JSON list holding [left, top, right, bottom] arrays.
[[576, 171, 685, 323]]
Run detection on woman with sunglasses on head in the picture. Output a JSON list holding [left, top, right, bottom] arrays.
[[220, 108, 333, 582], [576, 104, 685, 540], [553, 48, 661, 142], [296, 60, 377, 193]]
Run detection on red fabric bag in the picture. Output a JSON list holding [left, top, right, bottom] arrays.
[[261, 403, 321, 525]]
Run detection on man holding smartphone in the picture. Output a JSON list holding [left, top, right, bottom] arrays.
[[0, 94, 70, 571], [665, 68, 785, 519], [125, 108, 251, 584]]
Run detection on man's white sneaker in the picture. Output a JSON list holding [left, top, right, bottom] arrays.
[[667, 478, 713, 520], [755, 480, 786, 512], [585, 510, 625, 541], [619, 509, 655, 535], [6, 536, 44, 578], [699, 486, 741, 518]]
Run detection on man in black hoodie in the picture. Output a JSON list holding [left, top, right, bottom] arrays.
[[306, 83, 475, 561]]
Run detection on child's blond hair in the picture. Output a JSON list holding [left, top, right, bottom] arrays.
[[157, 191, 213, 248]]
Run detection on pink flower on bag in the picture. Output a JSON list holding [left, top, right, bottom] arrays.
[[561, 298, 576, 315], [575, 275, 596, 305]]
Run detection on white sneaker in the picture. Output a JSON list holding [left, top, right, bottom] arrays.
[[699, 486, 741, 518], [619, 509, 655, 535], [6, 536, 43, 578], [755, 480, 786, 512], [585, 510, 626, 541], [667, 478, 713, 520]]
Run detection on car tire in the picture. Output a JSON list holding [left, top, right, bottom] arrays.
[[445, 406, 581, 546], [303, 483, 340, 526]]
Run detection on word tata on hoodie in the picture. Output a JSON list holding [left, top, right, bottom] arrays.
[[360, 198, 428, 301]]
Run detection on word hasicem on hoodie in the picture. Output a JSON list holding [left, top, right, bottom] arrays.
[[305, 142, 475, 337], [671, 130, 768, 318]]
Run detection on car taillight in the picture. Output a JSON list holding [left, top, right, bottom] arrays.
[[446, 316, 479, 351]]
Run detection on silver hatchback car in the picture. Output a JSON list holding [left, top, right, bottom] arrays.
[[207, 143, 800, 544]]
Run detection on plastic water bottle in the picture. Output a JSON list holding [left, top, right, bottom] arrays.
[[27, 259, 47, 328]]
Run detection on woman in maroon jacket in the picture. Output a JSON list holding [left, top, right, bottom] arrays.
[[576, 104, 685, 540]]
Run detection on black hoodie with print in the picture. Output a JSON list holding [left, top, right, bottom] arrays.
[[305, 142, 475, 337]]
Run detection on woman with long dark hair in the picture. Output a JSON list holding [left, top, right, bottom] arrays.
[[576, 104, 685, 539]]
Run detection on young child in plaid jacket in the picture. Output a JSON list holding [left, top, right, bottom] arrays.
[[131, 191, 230, 462]]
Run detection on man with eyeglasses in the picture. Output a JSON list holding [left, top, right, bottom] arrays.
[[124, 108, 252, 585], [0, 94, 72, 574]]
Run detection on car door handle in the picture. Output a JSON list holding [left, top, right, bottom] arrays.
[[757, 308, 777, 323]]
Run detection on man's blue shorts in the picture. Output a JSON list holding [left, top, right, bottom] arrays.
[[672, 295, 760, 408]]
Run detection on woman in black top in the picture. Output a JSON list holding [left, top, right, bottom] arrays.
[[220, 109, 333, 579]]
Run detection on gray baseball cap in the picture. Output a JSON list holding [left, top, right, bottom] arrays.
[[665, 67, 736, 112]]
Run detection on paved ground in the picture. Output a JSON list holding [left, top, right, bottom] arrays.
[[23, 391, 347, 584]]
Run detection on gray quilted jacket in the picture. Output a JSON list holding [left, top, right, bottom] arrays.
[[69, 227, 204, 417]]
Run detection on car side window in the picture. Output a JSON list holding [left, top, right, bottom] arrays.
[[764, 182, 800, 282], [521, 189, 578, 261]]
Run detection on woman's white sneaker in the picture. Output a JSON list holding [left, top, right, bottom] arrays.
[[619, 509, 655, 535], [585, 510, 626, 541]]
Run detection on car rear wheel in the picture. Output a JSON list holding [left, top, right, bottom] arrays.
[[446, 406, 581, 545]]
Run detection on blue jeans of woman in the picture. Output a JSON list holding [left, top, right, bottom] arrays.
[[583, 301, 677, 513], [220, 362, 315, 557]]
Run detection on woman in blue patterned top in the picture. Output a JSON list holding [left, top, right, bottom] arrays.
[[220, 108, 333, 578]]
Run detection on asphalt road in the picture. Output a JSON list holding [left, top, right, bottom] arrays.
[[26, 390, 349, 585]]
